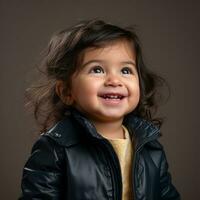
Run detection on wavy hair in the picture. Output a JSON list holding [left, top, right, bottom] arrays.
[[25, 19, 170, 133]]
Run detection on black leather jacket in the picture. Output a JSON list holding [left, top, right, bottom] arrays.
[[19, 109, 180, 199]]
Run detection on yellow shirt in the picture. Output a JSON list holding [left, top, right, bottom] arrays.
[[103, 126, 134, 200]]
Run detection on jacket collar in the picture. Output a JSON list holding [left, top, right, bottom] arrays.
[[123, 113, 161, 150], [46, 108, 161, 149]]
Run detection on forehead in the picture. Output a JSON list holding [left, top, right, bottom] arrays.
[[77, 39, 136, 67], [87, 39, 134, 58]]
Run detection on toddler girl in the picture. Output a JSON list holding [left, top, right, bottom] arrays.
[[19, 19, 180, 200]]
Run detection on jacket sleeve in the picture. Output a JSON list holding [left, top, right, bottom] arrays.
[[19, 135, 65, 199], [160, 150, 181, 200]]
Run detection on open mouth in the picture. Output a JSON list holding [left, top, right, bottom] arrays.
[[99, 93, 125, 100]]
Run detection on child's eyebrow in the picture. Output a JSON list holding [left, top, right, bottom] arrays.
[[82, 59, 136, 68], [82, 60, 105, 68], [120, 61, 136, 66]]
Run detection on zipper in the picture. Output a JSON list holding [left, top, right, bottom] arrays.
[[100, 139, 123, 200], [132, 131, 161, 200], [95, 129, 161, 200]]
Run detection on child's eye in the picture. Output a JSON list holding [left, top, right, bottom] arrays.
[[121, 67, 133, 75], [89, 66, 104, 74]]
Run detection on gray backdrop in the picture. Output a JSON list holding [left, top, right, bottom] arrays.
[[1, 0, 199, 199]]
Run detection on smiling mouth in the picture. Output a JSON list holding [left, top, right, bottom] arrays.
[[99, 93, 125, 100]]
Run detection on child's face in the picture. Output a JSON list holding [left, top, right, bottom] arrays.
[[68, 40, 140, 123]]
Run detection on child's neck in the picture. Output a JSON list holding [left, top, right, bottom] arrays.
[[90, 118, 125, 139]]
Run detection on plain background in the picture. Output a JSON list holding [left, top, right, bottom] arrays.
[[1, 0, 199, 199]]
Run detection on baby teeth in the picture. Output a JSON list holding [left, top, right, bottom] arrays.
[[109, 95, 118, 99], [103, 95, 122, 99]]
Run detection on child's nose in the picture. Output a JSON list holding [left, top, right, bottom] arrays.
[[104, 73, 123, 87]]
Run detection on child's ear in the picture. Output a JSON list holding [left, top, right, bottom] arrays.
[[56, 80, 74, 105]]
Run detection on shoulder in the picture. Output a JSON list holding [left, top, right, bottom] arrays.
[[26, 116, 81, 169], [142, 139, 168, 169], [42, 116, 82, 147], [24, 134, 65, 171], [145, 139, 164, 150]]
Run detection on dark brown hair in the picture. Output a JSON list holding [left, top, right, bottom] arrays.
[[26, 19, 170, 133]]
